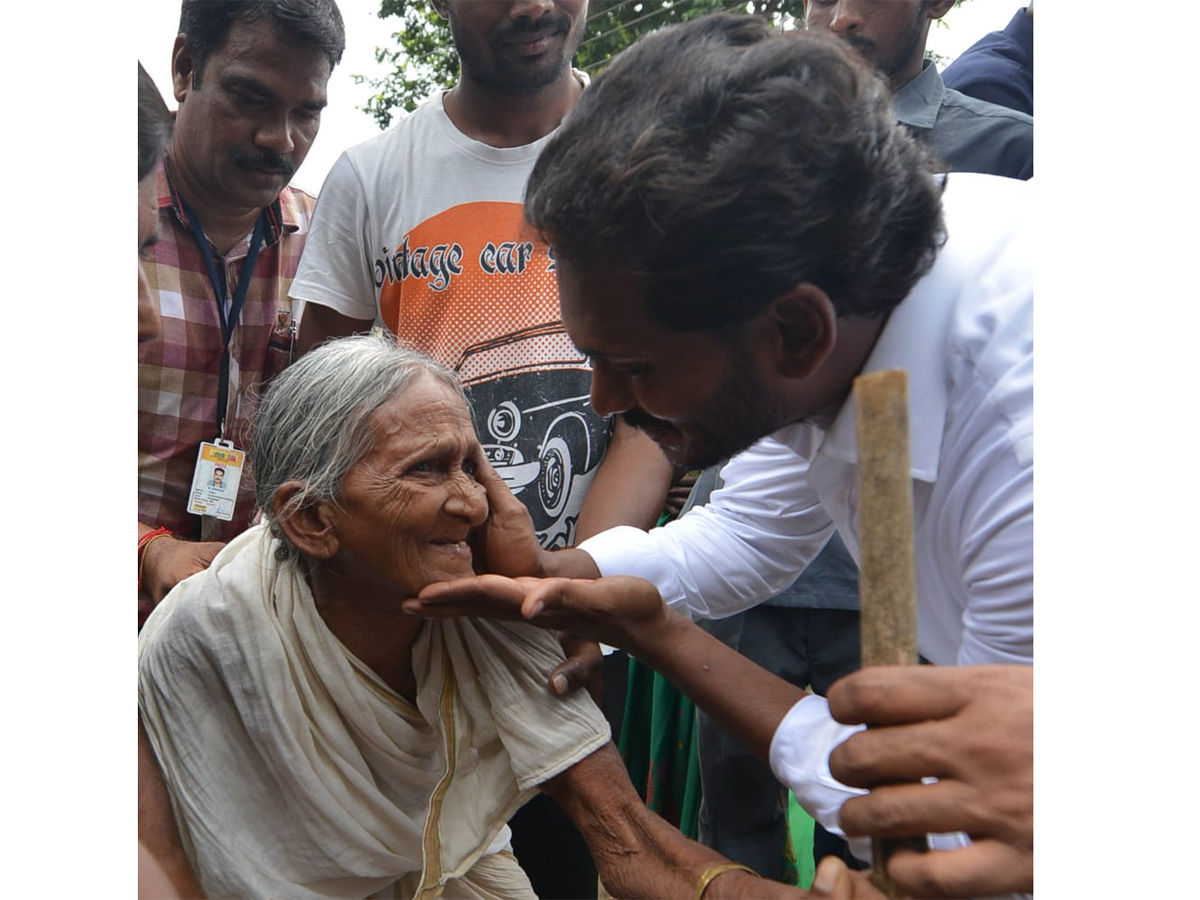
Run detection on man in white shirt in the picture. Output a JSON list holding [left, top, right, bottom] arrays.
[[406, 14, 1032, 899]]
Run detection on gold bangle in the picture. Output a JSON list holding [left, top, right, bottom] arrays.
[[694, 862, 759, 900]]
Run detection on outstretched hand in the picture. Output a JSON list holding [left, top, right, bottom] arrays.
[[826, 664, 1034, 899], [404, 574, 670, 656]]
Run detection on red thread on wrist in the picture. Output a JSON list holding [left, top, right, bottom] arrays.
[[138, 526, 173, 590]]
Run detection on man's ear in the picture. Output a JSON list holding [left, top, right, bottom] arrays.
[[431, 0, 450, 21], [171, 34, 195, 103], [767, 283, 838, 380], [927, 0, 958, 21], [273, 481, 339, 560]]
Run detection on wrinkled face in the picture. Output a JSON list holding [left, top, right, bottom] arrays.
[[325, 376, 489, 598], [557, 264, 791, 470], [805, 0, 930, 84], [138, 173, 161, 343], [439, 0, 588, 94], [171, 17, 330, 212]]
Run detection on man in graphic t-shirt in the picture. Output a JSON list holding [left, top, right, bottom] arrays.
[[291, 0, 668, 551]]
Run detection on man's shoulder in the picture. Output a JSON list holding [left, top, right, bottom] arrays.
[[941, 87, 1032, 130], [345, 99, 434, 159], [278, 183, 318, 227], [940, 173, 1030, 251], [935, 88, 1032, 178]]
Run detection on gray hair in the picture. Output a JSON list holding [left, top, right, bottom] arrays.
[[251, 333, 469, 562]]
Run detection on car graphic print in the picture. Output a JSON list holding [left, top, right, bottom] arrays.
[[454, 322, 607, 549]]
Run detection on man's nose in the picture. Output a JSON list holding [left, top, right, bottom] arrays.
[[510, 0, 555, 20], [827, 1, 865, 35], [589, 362, 633, 419], [255, 114, 295, 156]]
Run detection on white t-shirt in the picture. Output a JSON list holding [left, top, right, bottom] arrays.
[[579, 174, 1033, 878], [291, 91, 608, 548]]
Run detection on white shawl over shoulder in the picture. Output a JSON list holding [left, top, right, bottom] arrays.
[[138, 524, 610, 899]]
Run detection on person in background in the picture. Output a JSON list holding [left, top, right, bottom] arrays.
[[942, 2, 1033, 115], [138, 60, 206, 900], [137, 0, 344, 627], [804, 0, 1032, 177], [139, 62, 169, 346], [288, 3, 673, 894]]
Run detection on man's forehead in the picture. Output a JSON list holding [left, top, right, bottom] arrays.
[[211, 18, 333, 88], [558, 269, 652, 354]]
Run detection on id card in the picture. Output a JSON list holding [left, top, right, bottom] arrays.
[[187, 440, 244, 521]]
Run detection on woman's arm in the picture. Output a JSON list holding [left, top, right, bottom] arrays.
[[542, 742, 880, 899], [138, 715, 205, 899]]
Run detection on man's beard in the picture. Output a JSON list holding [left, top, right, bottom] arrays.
[[457, 12, 578, 95], [621, 350, 786, 470], [841, 4, 928, 82]]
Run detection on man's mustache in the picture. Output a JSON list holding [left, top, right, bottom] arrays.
[[841, 34, 876, 59], [499, 14, 569, 41], [621, 408, 672, 434], [232, 149, 295, 178]]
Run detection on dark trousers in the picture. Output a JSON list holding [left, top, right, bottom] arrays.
[[696, 597, 864, 879]]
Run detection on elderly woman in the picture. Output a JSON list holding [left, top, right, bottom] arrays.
[[138, 335, 838, 900]]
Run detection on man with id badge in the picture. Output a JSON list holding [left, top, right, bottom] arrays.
[[137, 0, 345, 627]]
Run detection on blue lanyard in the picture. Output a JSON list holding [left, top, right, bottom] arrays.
[[180, 198, 267, 440]]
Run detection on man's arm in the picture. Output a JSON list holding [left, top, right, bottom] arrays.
[[296, 303, 374, 356], [289, 150, 381, 356], [577, 428, 837, 620], [139, 716, 205, 898], [574, 419, 674, 539], [826, 665, 1033, 899], [410, 575, 808, 764], [138, 522, 223, 607], [542, 741, 881, 899]]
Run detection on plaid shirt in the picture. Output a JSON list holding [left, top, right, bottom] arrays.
[[138, 161, 315, 541]]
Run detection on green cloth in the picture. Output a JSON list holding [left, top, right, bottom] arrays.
[[617, 657, 816, 884], [616, 509, 815, 881], [787, 792, 816, 889], [617, 656, 702, 839]]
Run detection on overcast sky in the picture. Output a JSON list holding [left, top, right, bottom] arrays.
[[137, 0, 1026, 195]]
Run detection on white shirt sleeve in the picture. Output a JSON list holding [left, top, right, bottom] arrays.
[[768, 695, 870, 859], [289, 150, 380, 321], [577, 428, 836, 620]]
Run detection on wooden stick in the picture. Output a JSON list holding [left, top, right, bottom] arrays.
[[855, 369, 918, 669], [854, 369, 922, 898]]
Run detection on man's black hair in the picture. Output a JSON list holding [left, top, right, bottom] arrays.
[[525, 12, 946, 330], [179, 0, 345, 88]]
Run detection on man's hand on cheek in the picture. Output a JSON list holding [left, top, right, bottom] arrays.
[[469, 453, 548, 578]]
